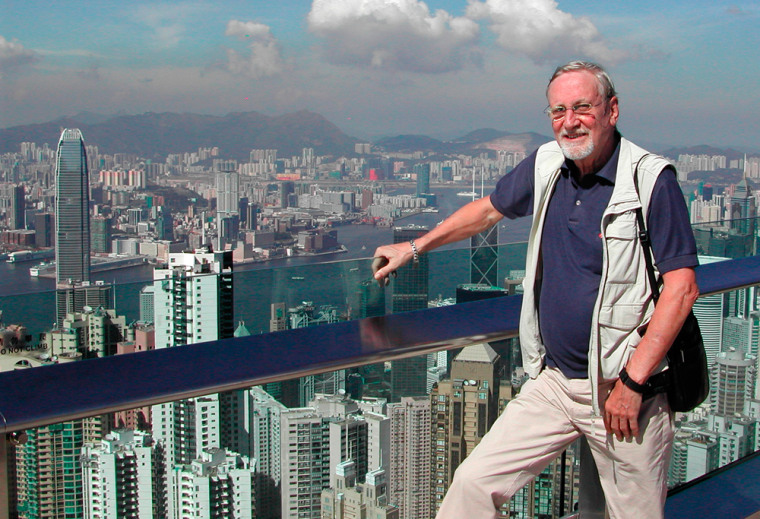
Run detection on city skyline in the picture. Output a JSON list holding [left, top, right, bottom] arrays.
[[2, 1, 759, 150]]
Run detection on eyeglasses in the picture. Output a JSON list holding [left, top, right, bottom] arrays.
[[544, 102, 603, 121]]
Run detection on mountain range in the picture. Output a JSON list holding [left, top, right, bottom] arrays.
[[0, 110, 747, 162], [0, 110, 554, 160]]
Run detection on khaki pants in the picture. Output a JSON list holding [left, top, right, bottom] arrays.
[[436, 367, 674, 519]]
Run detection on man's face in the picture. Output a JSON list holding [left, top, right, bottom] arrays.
[[546, 70, 619, 170]]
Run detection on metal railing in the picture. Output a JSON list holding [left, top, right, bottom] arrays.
[[1, 255, 759, 518]]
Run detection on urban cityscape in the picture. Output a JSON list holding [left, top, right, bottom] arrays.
[[0, 118, 758, 518]]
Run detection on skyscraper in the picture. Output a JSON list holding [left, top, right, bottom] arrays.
[[390, 227, 429, 402], [55, 128, 91, 285], [470, 225, 499, 287], [170, 448, 255, 519], [81, 429, 165, 518], [249, 387, 286, 519], [150, 248, 241, 515], [387, 396, 431, 519], [91, 216, 111, 253], [8, 184, 25, 230], [152, 248, 234, 348], [34, 212, 54, 248], [414, 163, 430, 197], [712, 349, 754, 416], [430, 343, 501, 515], [321, 462, 399, 519], [729, 176, 756, 236], [279, 408, 332, 518], [216, 165, 240, 249]]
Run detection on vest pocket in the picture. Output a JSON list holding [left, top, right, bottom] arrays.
[[604, 212, 638, 284], [598, 303, 644, 366]]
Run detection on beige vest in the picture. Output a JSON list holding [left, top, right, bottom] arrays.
[[518, 138, 672, 413]]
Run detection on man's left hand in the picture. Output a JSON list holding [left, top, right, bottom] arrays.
[[603, 381, 643, 441]]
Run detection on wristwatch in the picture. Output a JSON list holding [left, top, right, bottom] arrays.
[[619, 367, 647, 394]]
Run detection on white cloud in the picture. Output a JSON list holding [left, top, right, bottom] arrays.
[[224, 20, 284, 78], [466, 0, 629, 65], [132, 3, 211, 48], [307, 0, 481, 73], [0, 36, 39, 79]]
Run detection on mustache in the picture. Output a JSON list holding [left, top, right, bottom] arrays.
[[560, 129, 589, 139]]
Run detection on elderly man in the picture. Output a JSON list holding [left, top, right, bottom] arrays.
[[372, 61, 698, 518]]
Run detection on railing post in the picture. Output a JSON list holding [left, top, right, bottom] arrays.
[[577, 437, 606, 518], [0, 434, 9, 519]]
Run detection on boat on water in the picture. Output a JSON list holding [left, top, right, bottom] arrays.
[[28, 255, 147, 278], [7, 249, 55, 263], [30, 262, 56, 277]]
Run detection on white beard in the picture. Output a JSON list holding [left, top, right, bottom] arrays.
[[559, 136, 594, 161]]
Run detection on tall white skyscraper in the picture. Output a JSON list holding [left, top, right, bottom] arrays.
[[152, 248, 234, 349], [280, 408, 332, 518], [170, 449, 255, 519], [693, 256, 731, 365], [55, 128, 90, 285], [712, 349, 755, 416], [81, 430, 162, 519], [278, 395, 373, 519], [364, 411, 391, 474], [216, 165, 240, 249], [387, 396, 432, 519], [248, 387, 286, 519], [150, 248, 240, 516]]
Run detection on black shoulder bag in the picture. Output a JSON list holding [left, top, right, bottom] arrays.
[[633, 160, 709, 412]]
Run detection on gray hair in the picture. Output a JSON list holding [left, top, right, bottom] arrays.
[[546, 61, 617, 101]]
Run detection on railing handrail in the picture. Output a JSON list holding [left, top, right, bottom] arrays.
[[0, 255, 758, 434]]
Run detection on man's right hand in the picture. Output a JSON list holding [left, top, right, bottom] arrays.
[[372, 242, 415, 286]]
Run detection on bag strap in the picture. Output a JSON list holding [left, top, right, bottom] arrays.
[[632, 154, 661, 303]]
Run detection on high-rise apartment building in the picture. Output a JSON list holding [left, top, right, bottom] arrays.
[[328, 417, 369, 489], [387, 396, 431, 519], [54, 281, 113, 328], [150, 248, 241, 515], [321, 462, 399, 519], [693, 256, 731, 365], [81, 429, 164, 519], [249, 387, 286, 519], [16, 422, 86, 518], [152, 248, 234, 348], [280, 408, 332, 518], [15, 413, 108, 519], [170, 448, 255, 519], [712, 349, 755, 416], [364, 411, 391, 477], [216, 166, 240, 249], [55, 128, 91, 285], [430, 344, 501, 515], [139, 285, 155, 324]]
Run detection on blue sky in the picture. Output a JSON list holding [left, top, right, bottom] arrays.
[[1, 0, 758, 150]]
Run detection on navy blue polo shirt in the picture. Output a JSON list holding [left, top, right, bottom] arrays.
[[490, 141, 698, 379]]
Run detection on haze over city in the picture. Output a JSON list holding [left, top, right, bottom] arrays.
[[2, 0, 759, 150]]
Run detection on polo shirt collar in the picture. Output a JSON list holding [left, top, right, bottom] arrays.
[[562, 134, 622, 184]]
